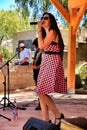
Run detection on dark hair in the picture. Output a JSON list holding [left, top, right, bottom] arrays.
[[41, 12, 64, 60], [32, 38, 38, 48]]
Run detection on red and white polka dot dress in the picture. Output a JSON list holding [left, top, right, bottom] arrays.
[[36, 42, 67, 94]]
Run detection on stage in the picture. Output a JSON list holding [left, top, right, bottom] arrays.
[[0, 89, 87, 130]]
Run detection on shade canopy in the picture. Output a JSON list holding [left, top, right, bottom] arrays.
[[50, 0, 87, 93]]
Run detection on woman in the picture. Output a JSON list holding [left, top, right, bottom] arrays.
[[36, 12, 67, 128]]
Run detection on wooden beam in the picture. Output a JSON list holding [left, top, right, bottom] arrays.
[[70, 9, 77, 26], [50, 0, 86, 93], [50, 0, 70, 23], [73, 5, 86, 34], [67, 10, 77, 93], [67, 26, 76, 94], [68, 0, 87, 9]]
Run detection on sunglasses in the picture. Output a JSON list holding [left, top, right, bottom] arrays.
[[20, 47, 24, 48], [41, 16, 49, 20]]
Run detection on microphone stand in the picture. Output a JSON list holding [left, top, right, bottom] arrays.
[[0, 114, 11, 121], [0, 50, 21, 111], [0, 73, 11, 121]]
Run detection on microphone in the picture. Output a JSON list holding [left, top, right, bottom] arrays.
[[30, 22, 38, 25], [18, 49, 21, 53], [16, 48, 21, 54]]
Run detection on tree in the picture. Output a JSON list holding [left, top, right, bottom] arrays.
[[15, 0, 52, 20], [0, 45, 12, 62], [15, 0, 87, 28], [0, 9, 31, 61], [0, 10, 30, 41]]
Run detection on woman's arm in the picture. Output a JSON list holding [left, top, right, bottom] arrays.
[[38, 21, 55, 49], [30, 63, 40, 69], [38, 30, 55, 49]]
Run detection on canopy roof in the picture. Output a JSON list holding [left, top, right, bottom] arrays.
[[50, 0, 87, 93]]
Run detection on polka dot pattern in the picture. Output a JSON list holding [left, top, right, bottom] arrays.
[[36, 42, 67, 94]]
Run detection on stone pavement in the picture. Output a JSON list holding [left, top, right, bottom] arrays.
[[0, 89, 87, 130]]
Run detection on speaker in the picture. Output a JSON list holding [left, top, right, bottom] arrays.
[[23, 117, 56, 130]]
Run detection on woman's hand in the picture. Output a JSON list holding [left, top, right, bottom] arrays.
[[30, 63, 40, 69], [29, 63, 33, 68], [38, 20, 42, 32]]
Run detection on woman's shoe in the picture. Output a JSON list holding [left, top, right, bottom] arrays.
[[48, 120, 52, 123], [35, 102, 41, 110], [59, 113, 64, 119], [54, 120, 61, 130], [54, 113, 65, 129], [55, 113, 64, 123]]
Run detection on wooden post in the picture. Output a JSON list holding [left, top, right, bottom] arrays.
[[67, 25, 76, 94], [50, 0, 87, 94], [67, 9, 77, 94]]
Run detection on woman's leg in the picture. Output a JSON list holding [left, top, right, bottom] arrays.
[[38, 94, 61, 121], [38, 94, 49, 121]]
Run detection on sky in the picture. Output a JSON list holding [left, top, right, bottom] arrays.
[[0, 0, 85, 27], [0, 0, 15, 10]]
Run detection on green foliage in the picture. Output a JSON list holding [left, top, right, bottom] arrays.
[[2, 48, 12, 62], [65, 74, 82, 89], [0, 46, 12, 62], [75, 74, 82, 89], [59, 0, 68, 11], [15, 0, 87, 28], [76, 63, 87, 89], [0, 9, 31, 61], [15, 0, 52, 20], [78, 64, 87, 80], [83, 85, 87, 89], [0, 10, 30, 40], [82, 19, 87, 28]]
